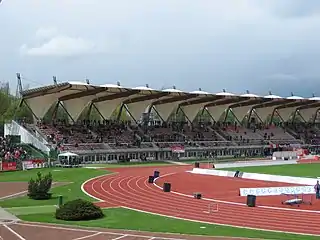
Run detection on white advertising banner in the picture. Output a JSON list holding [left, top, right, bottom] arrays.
[[22, 161, 46, 170], [239, 186, 315, 197]]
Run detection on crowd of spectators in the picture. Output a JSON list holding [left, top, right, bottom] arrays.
[[33, 117, 320, 152], [287, 123, 320, 145], [144, 122, 185, 143], [0, 136, 28, 161], [37, 119, 145, 151], [214, 121, 303, 146]]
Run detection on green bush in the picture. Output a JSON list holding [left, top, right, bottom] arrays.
[[55, 199, 104, 221], [27, 172, 53, 200]]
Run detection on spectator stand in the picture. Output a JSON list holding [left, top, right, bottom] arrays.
[[0, 135, 31, 171], [11, 81, 320, 166]]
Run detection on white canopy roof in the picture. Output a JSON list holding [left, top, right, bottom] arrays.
[[58, 152, 79, 157], [21, 82, 320, 123]]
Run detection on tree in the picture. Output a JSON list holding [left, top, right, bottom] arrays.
[[0, 90, 32, 123], [27, 172, 53, 200]]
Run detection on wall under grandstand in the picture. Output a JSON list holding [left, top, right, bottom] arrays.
[[272, 151, 298, 160]]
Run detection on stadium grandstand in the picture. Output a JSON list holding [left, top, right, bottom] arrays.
[[6, 81, 320, 164]]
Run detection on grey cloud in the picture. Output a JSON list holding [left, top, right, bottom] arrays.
[[1, 0, 320, 97]]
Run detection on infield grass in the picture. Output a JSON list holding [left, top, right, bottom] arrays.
[[3, 162, 320, 239], [0, 167, 108, 208], [5, 205, 57, 215], [17, 207, 318, 240], [0, 161, 173, 208], [222, 163, 320, 178]]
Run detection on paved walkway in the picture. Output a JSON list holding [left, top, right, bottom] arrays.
[[0, 207, 19, 222], [165, 160, 189, 165]]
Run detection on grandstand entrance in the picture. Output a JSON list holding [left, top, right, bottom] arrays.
[[57, 152, 80, 167], [171, 145, 185, 160]]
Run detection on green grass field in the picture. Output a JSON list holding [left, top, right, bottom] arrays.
[[15, 207, 318, 240], [222, 163, 320, 178], [0, 162, 172, 208], [1, 162, 319, 239], [0, 167, 108, 208]]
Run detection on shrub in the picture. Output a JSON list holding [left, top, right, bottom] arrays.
[[27, 171, 53, 200], [55, 199, 104, 221]]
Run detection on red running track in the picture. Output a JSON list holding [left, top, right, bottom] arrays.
[[82, 165, 320, 236]]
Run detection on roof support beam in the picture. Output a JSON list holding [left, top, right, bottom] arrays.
[[153, 95, 195, 105], [93, 90, 139, 103], [250, 99, 291, 123], [123, 92, 169, 104], [229, 98, 268, 109], [179, 96, 223, 107], [298, 102, 320, 110], [23, 84, 72, 99], [205, 98, 240, 108], [19, 99, 39, 121], [59, 87, 107, 101], [276, 100, 310, 110], [297, 103, 320, 122], [228, 99, 263, 122], [274, 100, 308, 122], [58, 101, 75, 123], [253, 99, 292, 109]]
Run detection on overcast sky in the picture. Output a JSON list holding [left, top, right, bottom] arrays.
[[1, 0, 320, 97]]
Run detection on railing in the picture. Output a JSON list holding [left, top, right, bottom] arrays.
[[4, 120, 50, 155], [26, 124, 50, 146]]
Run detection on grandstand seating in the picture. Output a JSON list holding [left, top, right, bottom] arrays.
[[287, 123, 320, 145], [13, 81, 320, 159], [256, 125, 302, 145], [9, 102, 313, 153], [31, 118, 315, 151]]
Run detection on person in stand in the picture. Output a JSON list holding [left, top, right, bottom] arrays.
[[314, 180, 320, 199]]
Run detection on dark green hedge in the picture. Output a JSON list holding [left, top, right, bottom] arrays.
[[55, 199, 104, 221]]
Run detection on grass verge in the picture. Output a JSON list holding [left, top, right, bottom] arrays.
[[6, 205, 57, 215], [0, 161, 174, 208], [222, 163, 320, 178], [0, 168, 108, 208], [17, 207, 318, 240]]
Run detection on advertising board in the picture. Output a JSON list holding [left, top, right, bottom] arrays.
[[239, 186, 315, 197], [22, 159, 45, 170], [171, 145, 185, 153], [1, 162, 17, 171]]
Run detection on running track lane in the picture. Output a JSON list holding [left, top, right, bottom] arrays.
[[82, 167, 320, 236]]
